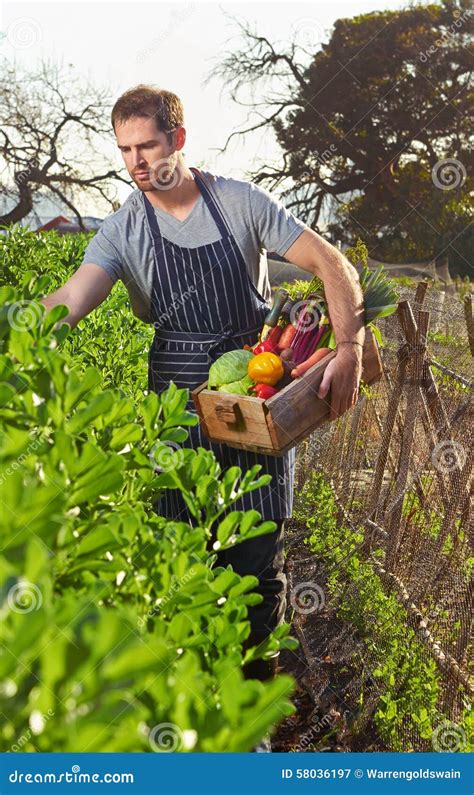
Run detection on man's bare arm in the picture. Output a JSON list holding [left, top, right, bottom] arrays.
[[282, 228, 365, 419], [40, 263, 115, 329], [283, 228, 365, 350]]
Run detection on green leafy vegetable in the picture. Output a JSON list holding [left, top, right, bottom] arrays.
[[208, 349, 254, 389], [359, 264, 399, 323], [217, 374, 255, 396], [277, 275, 324, 301]]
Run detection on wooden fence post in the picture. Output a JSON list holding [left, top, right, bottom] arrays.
[[464, 293, 474, 358], [384, 305, 429, 573], [366, 346, 409, 522]]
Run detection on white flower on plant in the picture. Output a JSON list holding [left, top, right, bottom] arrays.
[[29, 710, 45, 735]]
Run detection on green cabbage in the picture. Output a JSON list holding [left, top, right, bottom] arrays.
[[208, 349, 254, 389], [217, 374, 255, 396]]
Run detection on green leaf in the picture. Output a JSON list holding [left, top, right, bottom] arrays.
[[75, 525, 120, 557], [217, 512, 242, 544], [168, 613, 194, 643], [63, 368, 103, 412], [160, 427, 189, 444], [42, 303, 70, 334], [110, 423, 143, 450], [102, 639, 170, 680], [239, 510, 261, 536], [0, 383, 18, 406], [365, 304, 398, 322], [211, 568, 240, 594], [368, 322, 383, 346], [69, 450, 125, 505], [228, 574, 259, 597], [217, 374, 255, 396], [65, 392, 116, 433]]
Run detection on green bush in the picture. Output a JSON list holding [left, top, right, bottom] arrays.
[[0, 230, 297, 751]]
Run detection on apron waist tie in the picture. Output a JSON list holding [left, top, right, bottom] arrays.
[[152, 322, 263, 364]]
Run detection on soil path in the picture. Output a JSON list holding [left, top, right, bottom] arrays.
[[271, 520, 383, 753]]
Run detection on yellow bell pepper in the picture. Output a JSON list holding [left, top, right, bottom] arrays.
[[248, 352, 284, 386]]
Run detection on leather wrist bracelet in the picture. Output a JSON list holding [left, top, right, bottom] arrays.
[[336, 340, 364, 348]]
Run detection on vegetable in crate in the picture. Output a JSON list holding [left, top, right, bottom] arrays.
[[290, 298, 324, 365], [275, 349, 299, 388], [276, 320, 297, 351], [259, 287, 289, 342], [277, 259, 398, 349], [218, 374, 256, 395], [248, 352, 284, 386], [360, 264, 398, 322], [208, 349, 256, 395], [291, 347, 332, 378], [251, 384, 279, 400], [253, 325, 282, 354]]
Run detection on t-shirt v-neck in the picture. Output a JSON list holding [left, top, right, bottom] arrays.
[[153, 191, 203, 226], [151, 191, 223, 247]]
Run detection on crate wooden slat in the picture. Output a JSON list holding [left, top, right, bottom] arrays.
[[192, 327, 383, 456]]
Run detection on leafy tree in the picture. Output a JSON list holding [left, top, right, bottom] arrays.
[[0, 59, 131, 227], [210, 1, 473, 275]]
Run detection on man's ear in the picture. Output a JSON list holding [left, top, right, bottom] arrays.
[[174, 126, 186, 151]]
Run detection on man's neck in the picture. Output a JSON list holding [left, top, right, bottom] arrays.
[[144, 163, 199, 211]]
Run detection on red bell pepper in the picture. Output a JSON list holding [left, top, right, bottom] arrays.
[[253, 324, 282, 354], [252, 383, 279, 400]]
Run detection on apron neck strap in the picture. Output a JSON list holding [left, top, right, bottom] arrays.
[[142, 167, 231, 242], [190, 167, 231, 239]]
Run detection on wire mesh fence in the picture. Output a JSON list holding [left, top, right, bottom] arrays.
[[292, 283, 473, 751]]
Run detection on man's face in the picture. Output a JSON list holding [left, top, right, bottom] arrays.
[[115, 116, 181, 191]]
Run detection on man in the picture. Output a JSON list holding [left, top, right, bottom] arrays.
[[40, 84, 364, 711]]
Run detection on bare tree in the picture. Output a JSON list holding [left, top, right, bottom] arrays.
[[205, 16, 314, 205], [0, 58, 132, 228]]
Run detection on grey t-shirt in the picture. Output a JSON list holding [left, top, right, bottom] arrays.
[[81, 169, 307, 324]]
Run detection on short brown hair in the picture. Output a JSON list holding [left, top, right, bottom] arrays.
[[111, 85, 184, 142]]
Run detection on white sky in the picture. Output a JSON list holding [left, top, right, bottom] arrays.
[[2, 0, 418, 213]]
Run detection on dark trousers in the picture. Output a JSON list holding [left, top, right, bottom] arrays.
[[207, 520, 287, 681]]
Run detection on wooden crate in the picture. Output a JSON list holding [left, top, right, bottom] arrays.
[[192, 328, 383, 456]]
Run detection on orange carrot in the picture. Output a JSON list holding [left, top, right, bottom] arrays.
[[276, 323, 297, 351], [291, 347, 332, 378]]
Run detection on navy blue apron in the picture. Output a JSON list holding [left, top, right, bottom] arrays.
[[143, 166, 295, 525]]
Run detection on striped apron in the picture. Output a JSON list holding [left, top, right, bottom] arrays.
[[143, 166, 295, 525]]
